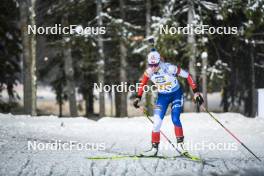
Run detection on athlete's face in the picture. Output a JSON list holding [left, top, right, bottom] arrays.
[[149, 63, 160, 72]]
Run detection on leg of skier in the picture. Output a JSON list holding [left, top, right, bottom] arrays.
[[141, 93, 169, 156], [171, 88, 187, 154]]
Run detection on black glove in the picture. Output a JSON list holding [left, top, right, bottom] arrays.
[[133, 96, 141, 108], [194, 92, 204, 106]]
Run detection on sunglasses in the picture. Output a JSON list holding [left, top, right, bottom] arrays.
[[148, 63, 159, 67]]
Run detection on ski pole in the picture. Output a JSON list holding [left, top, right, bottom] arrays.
[[140, 107, 182, 155], [200, 105, 262, 162]]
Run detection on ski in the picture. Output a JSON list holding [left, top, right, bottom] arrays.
[[180, 152, 216, 167], [147, 151, 214, 167], [86, 154, 215, 167], [86, 155, 176, 160], [181, 151, 202, 161]]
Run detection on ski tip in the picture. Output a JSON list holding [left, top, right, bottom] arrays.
[[181, 152, 202, 161]]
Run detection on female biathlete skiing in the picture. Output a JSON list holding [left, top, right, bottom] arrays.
[[133, 50, 204, 157]]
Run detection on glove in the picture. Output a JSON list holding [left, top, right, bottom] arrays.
[[133, 96, 141, 108], [194, 92, 204, 106]]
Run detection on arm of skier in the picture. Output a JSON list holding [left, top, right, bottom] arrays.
[[175, 65, 204, 106], [133, 72, 149, 108]]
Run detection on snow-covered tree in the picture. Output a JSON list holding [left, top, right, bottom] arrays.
[[0, 0, 21, 112], [19, 0, 37, 115]]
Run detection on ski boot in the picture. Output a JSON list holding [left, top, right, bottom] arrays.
[[140, 142, 159, 157], [176, 137, 188, 156]]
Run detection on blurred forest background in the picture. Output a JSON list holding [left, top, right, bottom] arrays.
[[0, 0, 264, 118]]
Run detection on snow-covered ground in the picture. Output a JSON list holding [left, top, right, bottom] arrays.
[[0, 113, 264, 176]]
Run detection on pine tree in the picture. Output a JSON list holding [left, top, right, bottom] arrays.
[[96, 0, 105, 117], [19, 0, 37, 115], [0, 0, 21, 112]]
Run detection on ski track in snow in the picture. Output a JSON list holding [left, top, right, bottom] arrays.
[[0, 113, 264, 176]]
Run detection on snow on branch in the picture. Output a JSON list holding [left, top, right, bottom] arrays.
[[207, 60, 230, 80], [200, 1, 219, 11], [254, 63, 264, 69], [132, 45, 148, 54], [101, 13, 141, 30]]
